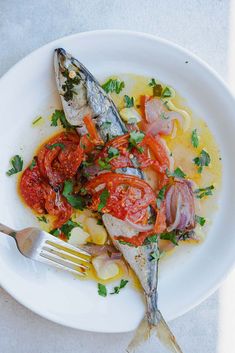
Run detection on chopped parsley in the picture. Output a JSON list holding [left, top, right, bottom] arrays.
[[144, 234, 158, 244], [110, 279, 129, 295], [62, 180, 85, 210], [167, 167, 186, 179], [102, 78, 125, 94], [37, 215, 47, 223], [6, 155, 23, 176], [50, 109, 72, 129], [129, 131, 145, 152], [32, 116, 43, 125], [50, 229, 60, 237], [101, 121, 112, 129], [62, 69, 80, 101], [148, 78, 157, 87], [98, 283, 107, 297], [50, 219, 82, 239], [124, 95, 134, 108], [191, 129, 199, 148], [193, 150, 211, 173], [150, 251, 160, 262], [98, 159, 111, 170], [160, 232, 178, 245], [46, 142, 65, 150], [108, 147, 119, 158], [162, 87, 172, 98], [29, 158, 36, 170], [97, 219, 103, 225], [195, 215, 206, 226], [194, 185, 214, 199], [98, 188, 110, 212], [156, 186, 167, 209]]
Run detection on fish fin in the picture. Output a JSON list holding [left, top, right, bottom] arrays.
[[126, 316, 150, 353], [126, 311, 183, 353], [154, 309, 183, 353]]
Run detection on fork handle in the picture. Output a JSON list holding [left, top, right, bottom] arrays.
[[0, 223, 16, 238]]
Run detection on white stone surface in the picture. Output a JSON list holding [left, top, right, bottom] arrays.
[[0, 0, 234, 352]]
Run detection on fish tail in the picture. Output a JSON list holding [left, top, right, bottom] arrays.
[[126, 310, 183, 353]]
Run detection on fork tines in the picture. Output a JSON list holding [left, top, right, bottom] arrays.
[[40, 240, 91, 276]]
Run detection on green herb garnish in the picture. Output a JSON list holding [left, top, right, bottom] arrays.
[[118, 240, 136, 247], [97, 219, 103, 225], [101, 121, 112, 129], [129, 131, 145, 151], [37, 216, 47, 223], [148, 78, 157, 87], [156, 186, 167, 209], [98, 188, 110, 212], [193, 150, 211, 173], [162, 87, 172, 98], [167, 167, 186, 179], [144, 234, 158, 244], [50, 229, 60, 237], [191, 129, 199, 148], [29, 158, 36, 170], [51, 109, 72, 129], [124, 95, 134, 108], [108, 147, 119, 158], [110, 279, 129, 295], [46, 142, 65, 150], [6, 155, 23, 176], [98, 283, 107, 297], [98, 159, 111, 170], [160, 232, 178, 245], [62, 180, 85, 210], [194, 185, 214, 199], [195, 215, 206, 226], [102, 79, 125, 94], [62, 69, 80, 102], [60, 219, 82, 239], [32, 116, 43, 125]]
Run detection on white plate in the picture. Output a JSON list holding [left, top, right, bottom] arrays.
[[0, 30, 235, 333]]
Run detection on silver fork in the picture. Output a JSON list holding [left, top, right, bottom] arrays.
[[0, 222, 91, 276]]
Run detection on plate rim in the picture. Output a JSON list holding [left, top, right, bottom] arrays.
[[0, 29, 235, 332]]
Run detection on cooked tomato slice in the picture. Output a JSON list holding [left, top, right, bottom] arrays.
[[86, 173, 156, 223], [20, 163, 47, 214], [37, 132, 83, 187]]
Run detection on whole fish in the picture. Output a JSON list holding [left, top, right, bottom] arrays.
[[54, 48, 183, 353]]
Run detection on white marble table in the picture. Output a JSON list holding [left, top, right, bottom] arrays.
[[0, 1, 234, 352]]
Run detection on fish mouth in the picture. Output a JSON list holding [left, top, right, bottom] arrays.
[[54, 48, 69, 72]]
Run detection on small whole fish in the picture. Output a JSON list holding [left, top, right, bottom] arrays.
[[54, 48, 183, 353]]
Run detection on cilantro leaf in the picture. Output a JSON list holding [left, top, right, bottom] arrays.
[[6, 155, 23, 176], [50, 229, 60, 237], [124, 95, 134, 108], [144, 234, 158, 244], [148, 78, 157, 87], [167, 167, 186, 179], [29, 157, 36, 170], [60, 219, 82, 239], [102, 79, 125, 94], [162, 87, 172, 98], [195, 215, 206, 226], [108, 147, 119, 158], [46, 142, 65, 150], [98, 159, 111, 170], [110, 279, 128, 295], [62, 180, 85, 210], [129, 131, 145, 150], [50, 110, 72, 129], [101, 121, 111, 129], [98, 188, 110, 212], [37, 215, 47, 223], [156, 185, 167, 209], [97, 219, 103, 225], [194, 185, 214, 199], [98, 283, 107, 297], [191, 129, 199, 148], [193, 150, 211, 173], [160, 232, 178, 245]]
